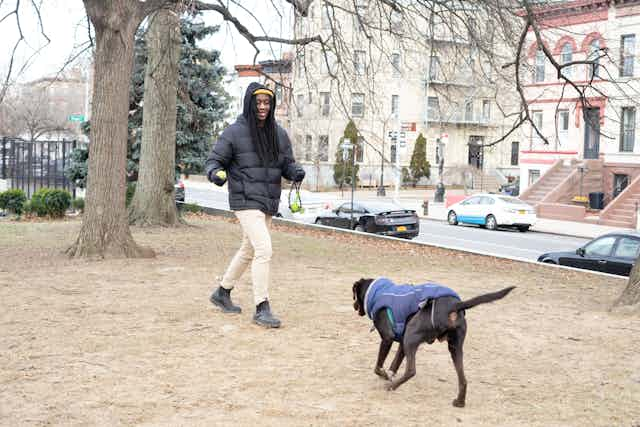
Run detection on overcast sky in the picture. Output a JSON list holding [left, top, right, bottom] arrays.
[[0, 0, 294, 83]]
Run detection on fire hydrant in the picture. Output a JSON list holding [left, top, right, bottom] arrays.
[[422, 200, 429, 216]]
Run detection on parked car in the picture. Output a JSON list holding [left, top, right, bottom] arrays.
[[314, 201, 420, 239], [277, 189, 334, 223], [538, 232, 640, 276], [499, 177, 520, 196], [447, 193, 537, 232], [175, 179, 185, 204]]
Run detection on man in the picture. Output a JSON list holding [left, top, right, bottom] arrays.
[[205, 82, 305, 328]]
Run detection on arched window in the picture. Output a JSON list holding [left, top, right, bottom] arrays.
[[534, 49, 545, 82], [561, 43, 573, 77], [588, 39, 600, 79]]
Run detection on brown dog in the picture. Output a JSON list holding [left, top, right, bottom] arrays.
[[352, 277, 515, 407]]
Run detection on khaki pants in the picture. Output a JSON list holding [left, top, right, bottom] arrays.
[[220, 209, 273, 306]]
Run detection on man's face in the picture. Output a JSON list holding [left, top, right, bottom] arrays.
[[255, 94, 271, 122]]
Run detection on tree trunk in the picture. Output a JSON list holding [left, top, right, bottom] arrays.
[[68, 1, 153, 258], [614, 257, 640, 308], [129, 8, 181, 227]]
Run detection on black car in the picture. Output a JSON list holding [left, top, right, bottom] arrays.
[[314, 201, 419, 239], [499, 177, 520, 196], [538, 232, 640, 276]]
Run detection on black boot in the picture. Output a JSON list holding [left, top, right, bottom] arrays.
[[209, 286, 241, 313], [253, 300, 281, 328]]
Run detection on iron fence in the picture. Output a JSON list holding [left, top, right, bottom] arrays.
[[1, 137, 78, 199]]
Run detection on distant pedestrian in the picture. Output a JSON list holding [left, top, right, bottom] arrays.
[[205, 82, 305, 328]]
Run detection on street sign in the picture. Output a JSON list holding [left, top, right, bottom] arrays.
[[68, 114, 85, 122]]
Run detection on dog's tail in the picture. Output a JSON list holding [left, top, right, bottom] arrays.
[[453, 286, 515, 312]]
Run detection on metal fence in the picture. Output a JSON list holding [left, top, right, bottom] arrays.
[[0, 137, 78, 199]]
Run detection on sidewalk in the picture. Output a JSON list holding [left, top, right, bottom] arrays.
[[182, 178, 635, 240]]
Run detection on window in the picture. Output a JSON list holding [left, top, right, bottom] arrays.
[[356, 136, 364, 163], [391, 95, 399, 118], [391, 53, 401, 77], [354, 50, 366, 75], [482, 100, 491, 121], [427, 96, 439, 120], [429, 55, 440, 81], [294, 134, 303, 159], [304, 135, 313, 162], [614, 174, 629, 197], [321, 5, 332, 30], [274, 85, 283, 104], [318, 135, 329, 161], [308, 91, 313, 104], [321, 51, 336, 74], [558, 109, 569, 146], [532, 111, 543, 143], [320, 92, 330, 116], [620, 107, 636, 152], [614, 237, 640, 258], [621, 35, 635, 77], [560, 43, 573, 77], [528, 169, 540, 186], [297, 94, 304, 117], [352, 93, 364, 117], [511, 141, 519, 166], [584, 236, 616, 257], [464, 101, 473, 121], [534, 49, 545, 83], [589, 39, 600, 79]]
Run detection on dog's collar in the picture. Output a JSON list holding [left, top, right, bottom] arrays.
[[364, 277, 384, 318]]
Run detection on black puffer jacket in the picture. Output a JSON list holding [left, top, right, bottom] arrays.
[[205, 82, 302, 215]]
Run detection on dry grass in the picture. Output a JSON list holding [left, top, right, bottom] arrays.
[[1, 215, 639, 426]]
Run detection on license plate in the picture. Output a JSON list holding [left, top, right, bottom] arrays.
[[396, 226, 407, 232], [518, 210, 526, 214]]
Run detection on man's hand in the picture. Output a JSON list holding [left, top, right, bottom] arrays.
[[209, 169, 227, 186], [293, 166, 305, 183]]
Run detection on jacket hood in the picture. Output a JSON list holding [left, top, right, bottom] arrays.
[[242, 82, 277, 120]]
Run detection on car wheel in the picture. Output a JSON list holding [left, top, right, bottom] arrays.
[[447, 210, 458, 225], [354, 223, 365, 232], [485, 214, 498, 230], [518, 225, 530, 232]]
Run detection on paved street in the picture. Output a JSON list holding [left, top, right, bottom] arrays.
[[183, 181, 590, 261]]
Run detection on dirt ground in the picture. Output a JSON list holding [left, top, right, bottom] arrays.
[[1, 215, 639, 427]]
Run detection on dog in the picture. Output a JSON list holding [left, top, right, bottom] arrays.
[[352, 277, 515, 407]]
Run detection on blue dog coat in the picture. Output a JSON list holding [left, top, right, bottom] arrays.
[[364, 277, 460, 340]]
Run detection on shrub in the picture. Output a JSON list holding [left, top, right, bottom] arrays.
[[31, 188, 72, 218], [126, 182, 136, 207], [0, 189, 27, 215], [72, 197, 85, 213]]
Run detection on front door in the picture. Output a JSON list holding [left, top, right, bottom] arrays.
[[583, 108, 600, 159], [468, 136, 484, 168]]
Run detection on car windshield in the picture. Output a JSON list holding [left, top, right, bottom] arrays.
[[498, 196, 527, 205]]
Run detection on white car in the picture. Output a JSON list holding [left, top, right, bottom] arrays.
[[277, 189, 334, 223], [447, 193, 537, 232]]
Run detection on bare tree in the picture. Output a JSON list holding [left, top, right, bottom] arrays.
[[128, 7, 182, 227]]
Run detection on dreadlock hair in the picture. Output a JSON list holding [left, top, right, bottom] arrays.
[[248, 95, 279, 166]]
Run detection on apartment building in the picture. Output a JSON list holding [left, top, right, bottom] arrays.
[[519, 0, 640, 227], [289, 1, 522, 190]]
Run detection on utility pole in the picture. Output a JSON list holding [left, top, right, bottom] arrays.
[[341, 138, 355, 228]]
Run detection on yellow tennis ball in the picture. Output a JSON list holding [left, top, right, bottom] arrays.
[[215, 170, 227, 180]]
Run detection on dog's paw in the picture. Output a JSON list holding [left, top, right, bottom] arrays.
[[386, 381, 397, 391], [452, 398, 465, 408]]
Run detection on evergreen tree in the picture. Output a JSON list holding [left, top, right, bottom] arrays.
[[408, 133, 430, 187], [128, 14, 230, 178], [333, 120, 361, 187]]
